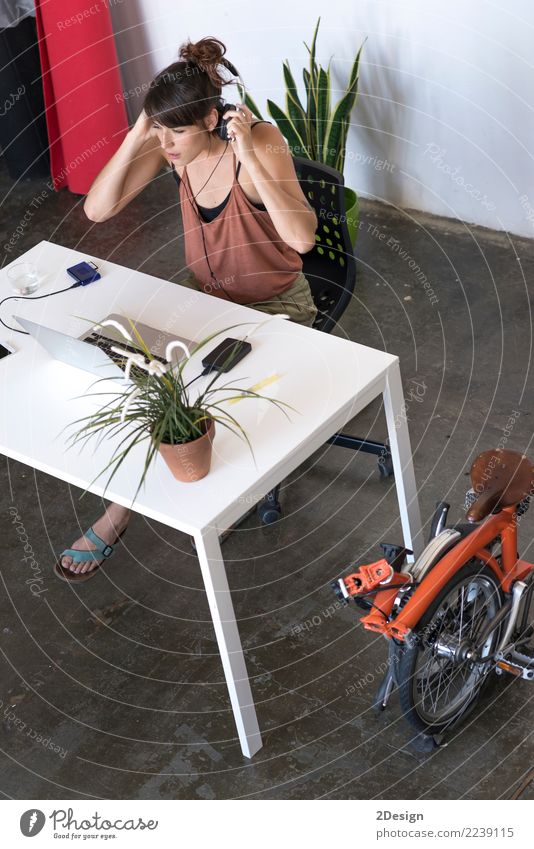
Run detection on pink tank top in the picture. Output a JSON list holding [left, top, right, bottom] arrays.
[[175, 148, 303, 304]]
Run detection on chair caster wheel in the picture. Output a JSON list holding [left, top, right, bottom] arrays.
[[257, 497, 282, 525], [378, 453, 394, 478]]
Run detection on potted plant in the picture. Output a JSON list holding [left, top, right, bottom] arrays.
[[66, 319, 290, 505], [238, 17, 364, 247]]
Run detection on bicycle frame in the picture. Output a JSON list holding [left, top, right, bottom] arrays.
[[339, 506, 534, 642], [388, 506, 534, 640]]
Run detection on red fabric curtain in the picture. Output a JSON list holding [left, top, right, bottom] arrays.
[[34, 0, 128, 194]]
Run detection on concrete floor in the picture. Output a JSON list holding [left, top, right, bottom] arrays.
[[0, 161, 533, 800]]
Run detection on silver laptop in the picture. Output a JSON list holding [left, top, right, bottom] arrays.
[[13, 313, 192, 380]]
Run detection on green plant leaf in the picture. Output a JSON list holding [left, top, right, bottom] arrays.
[[284, 60, 309, 154], [78, 429, 149, 503], [304, 17, 322, 159], [206, 402, 256, 462], [283, 61, 305, 114], [323, 70, 360, 169], [286, 92, 309, 157], [304, 16, 321, 90], [233, 19, 364, 173], [302, 68, 316, 159], [316, 66, 331, 162], [323, 40, 365, 169], [237, 82, 264, 120], [335, 119, 349, 172], [347, 38, 366, 95], [266, 99, 308, 155]]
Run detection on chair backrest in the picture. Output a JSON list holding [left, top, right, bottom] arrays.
[[293, 156, 356, 333]]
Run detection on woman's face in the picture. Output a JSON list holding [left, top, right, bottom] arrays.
[[151, 108, 219, 163]]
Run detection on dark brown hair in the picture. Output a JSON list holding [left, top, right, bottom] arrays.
[[143, 37, 239, 129]]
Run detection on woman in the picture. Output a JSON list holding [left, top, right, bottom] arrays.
[[55, 37, 318, 581]]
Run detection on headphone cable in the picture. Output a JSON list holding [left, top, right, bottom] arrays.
[[179, 137, 240, 304]]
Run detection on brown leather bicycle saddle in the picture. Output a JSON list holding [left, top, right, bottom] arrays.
[[466, 448, 534, 523]]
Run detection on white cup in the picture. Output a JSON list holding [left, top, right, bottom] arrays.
[[7, 262, 41, 296]]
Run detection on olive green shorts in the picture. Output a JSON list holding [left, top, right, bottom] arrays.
[[177, 270, 318, 327]]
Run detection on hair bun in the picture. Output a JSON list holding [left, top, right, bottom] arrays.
[[178, 37, 236, 89], [179, 37, 225, 70]]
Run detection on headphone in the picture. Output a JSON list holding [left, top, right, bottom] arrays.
[[214, 103, 238, 141], [214, 58, 246, 141]]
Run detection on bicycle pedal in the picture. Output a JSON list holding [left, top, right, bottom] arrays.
[[496, 648, 534, 680]]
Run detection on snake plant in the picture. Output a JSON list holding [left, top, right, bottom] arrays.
[[238, 18, 365, 173]]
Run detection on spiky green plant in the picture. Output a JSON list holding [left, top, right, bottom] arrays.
[[238, 18, 365, 173], [65, 320, 291, 505]]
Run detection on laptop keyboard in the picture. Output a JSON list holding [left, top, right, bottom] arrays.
[[84, 333, 168, 371]]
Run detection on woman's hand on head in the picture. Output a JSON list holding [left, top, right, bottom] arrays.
[[224, 103, 256, 163], [130, 109, 157, 145]]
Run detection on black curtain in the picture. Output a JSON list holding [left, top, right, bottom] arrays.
[[0, 14, 49, 180]]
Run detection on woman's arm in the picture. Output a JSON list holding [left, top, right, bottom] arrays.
[[84, 111, 166, 223], [229, 114, 318, 253]]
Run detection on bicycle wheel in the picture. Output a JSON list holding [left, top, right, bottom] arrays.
[[397, 561, 504, 735]]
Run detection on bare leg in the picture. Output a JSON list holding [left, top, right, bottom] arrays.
[[60, 502, 131, 574]]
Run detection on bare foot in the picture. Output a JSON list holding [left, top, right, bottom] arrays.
[[61, 504, 131, 575]]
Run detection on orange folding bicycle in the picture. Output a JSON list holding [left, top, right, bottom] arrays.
[[333, 448, 534, 744]]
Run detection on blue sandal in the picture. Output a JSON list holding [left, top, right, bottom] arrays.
[[54, 526, 126, 583]]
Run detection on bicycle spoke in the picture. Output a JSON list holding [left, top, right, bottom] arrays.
[[429, 661, 458, 712], [411, 571, 501, 725], [458, 584, 465, 638]]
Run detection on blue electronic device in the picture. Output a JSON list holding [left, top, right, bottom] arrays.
[[66, 261, 101, 285]]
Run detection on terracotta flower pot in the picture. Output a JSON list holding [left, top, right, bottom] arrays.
[[158, 420, 215, 482]]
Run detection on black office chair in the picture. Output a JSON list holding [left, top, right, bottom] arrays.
[[257, 156, 393, 524], [295, 156, 357, 333]]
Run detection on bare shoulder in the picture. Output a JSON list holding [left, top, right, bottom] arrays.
[[248, 121, 311, 205], [251, 121, 289, 151], [250, 122, 302, 174]]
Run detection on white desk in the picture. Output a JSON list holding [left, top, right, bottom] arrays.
[[0, 240, 423, 758]]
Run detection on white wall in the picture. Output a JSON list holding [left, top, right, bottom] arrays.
[[109, 0, 534, 237]]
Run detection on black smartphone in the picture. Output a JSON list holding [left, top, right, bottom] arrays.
[[202, 337, 252, 373], [0, 342, 15, 360]]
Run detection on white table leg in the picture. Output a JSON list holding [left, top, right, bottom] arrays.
[[194, 526, 262, 759], [383, 361, 424, 560]]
